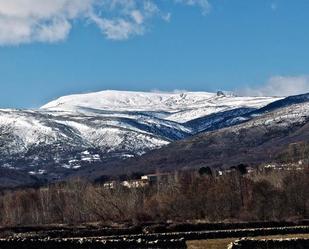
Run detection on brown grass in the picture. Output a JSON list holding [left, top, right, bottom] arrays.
[[187, 234, 309, 249]]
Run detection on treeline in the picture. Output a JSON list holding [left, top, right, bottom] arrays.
[[0, 167, 308, 226]]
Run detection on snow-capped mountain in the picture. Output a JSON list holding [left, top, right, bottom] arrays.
[[0, 90, 280, 182], [41, 90, 279, 123], [95, 93, 309, 178]]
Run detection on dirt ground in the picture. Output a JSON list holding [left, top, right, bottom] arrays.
[[187, 234, 309, 249]]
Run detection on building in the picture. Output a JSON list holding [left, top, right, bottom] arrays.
[[103, 181, 117, 189], [141, 173, 171, 183], [121, 179, 148, 189]]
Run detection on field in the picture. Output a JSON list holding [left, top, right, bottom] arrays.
[[187, 234, 309, 249]]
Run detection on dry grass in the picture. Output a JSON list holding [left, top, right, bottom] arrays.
[[187, 234, 309, 249]]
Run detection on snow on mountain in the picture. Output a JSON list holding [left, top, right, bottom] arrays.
[[41, 90, 280, 122], [106, 97, 309, 176], [0, 90, 282, 180], [238, 102, 309, 131], [42, 90, 215, 112]]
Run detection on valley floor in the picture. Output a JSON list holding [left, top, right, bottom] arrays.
[[187, 234, 309, 249]]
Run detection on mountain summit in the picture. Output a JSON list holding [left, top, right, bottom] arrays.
[[41, 90, 279, 122]]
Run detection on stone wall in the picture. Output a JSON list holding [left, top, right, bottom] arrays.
[[228, 238, 309, 249], [0, 237, 186, 249]]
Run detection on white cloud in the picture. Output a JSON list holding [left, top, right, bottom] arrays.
[[0, 0, 210, 45], [90, 14, 144, 40], [0, 0, 92, 45], [162, 13, 172, 22], [239, 75, 309, 97], [89, 1, 159, 40], [175, 0, 211, 15], [131, 10, 144, 24]]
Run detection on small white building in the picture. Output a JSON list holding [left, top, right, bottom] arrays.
[[121, 179, 148, 189], [103, 181, 117, 189]]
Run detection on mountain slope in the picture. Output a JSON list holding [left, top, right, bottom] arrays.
[[82, 95, 309, 178], [0, 90, 280, 184], [0, 109, 186, 172]]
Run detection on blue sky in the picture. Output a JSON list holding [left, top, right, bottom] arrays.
[[0, 0, 309, 108]]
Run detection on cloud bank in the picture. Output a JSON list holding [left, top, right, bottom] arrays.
[[239, 75, 309, 97], [0, 0, 210, 45]]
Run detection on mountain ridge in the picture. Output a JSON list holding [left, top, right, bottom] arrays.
[[0, 89, 289, 186], [41, 90, 280, 123], [79, 96, 309, 180]]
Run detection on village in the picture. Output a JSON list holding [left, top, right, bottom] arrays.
[[102, 162, 307, 189]]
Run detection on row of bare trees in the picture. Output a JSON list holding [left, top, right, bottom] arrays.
[[0, 167, 308, 226]]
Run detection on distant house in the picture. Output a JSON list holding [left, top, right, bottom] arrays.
[[217, 170, 223, 176], [103, 181, 117, 189], [121, 179, 148, 189], [141, 173, 171, 184]]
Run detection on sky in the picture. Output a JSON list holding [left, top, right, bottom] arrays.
[[0, 0, 309, 108]]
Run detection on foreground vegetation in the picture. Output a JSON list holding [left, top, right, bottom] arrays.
[[0, 166, 308, 226]]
